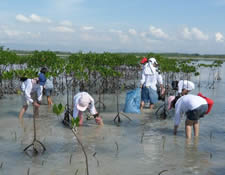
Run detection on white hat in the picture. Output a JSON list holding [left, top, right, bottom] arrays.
[[178, 80, 195, 93], [77, 94, 91, 111], [149, 57, 158, 65]]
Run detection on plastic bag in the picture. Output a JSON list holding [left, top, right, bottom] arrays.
[[123, 88, 141, 114]]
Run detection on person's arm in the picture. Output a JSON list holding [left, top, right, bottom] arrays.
[[157, 74, 165, 95], [88, 94, 98, 115], [140, 70, 145, 88]]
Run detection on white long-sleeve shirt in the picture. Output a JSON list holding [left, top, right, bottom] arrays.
[[73, 92, 97, 118], [140, 63, 163, 91], [21, 79, 40, 104], [174, 94, 207, 126]]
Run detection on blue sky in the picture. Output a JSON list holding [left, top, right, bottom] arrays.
[[0, 0, 225, 54]]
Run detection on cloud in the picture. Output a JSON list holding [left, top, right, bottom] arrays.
[[128, 29, 137, 35], [60, 20, 73, 26], [50, 26, 75, 32], [0, 26, 41, 39], [182, 27, 192, 40], [215, 32, 224, 42], [110, 29, 129, 43], [80, 33, 112, 42], [81, 26, 94, 31], [149, 25, 168, 39], [181, 27, 208, 40], [192, 27, 208, 40], [16, 14, 30, 23], [16, 14, 51, 23]]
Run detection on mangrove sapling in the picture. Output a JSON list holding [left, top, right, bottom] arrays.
[[53, 105, 89, 175], [69, 153, 73, 165], [27, 168, 30, 175], [75, 169, 79, 175], [158, 169, 168, 175], [113, 76, 132, 124], [0, 162, 3, 169], [24, 108, 46, 154], [92, 152, 100, 167]]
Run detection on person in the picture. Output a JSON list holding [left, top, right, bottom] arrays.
[[140, 57, 148, 109], [44, 76, 54, 106], [18, 77, 41, 120], [37, 67, 47, 102], [73, 92, 103, 126], [140, 57, 165, 110], [178, 80, 195, 96], [168, 94, 212, 139]]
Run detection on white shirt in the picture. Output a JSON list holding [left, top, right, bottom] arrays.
[[174, 94, 207, 126], [45, 76, 54, 89], [140, 63, 163, 91], [73, 92, 97, 118], [21, 79, 40, 104]]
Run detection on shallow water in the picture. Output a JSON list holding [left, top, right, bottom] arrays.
[[0, 62, 225, 175]]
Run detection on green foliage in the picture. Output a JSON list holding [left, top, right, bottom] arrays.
[[71, 117, 80, 127], [53, 103, 65, 116]]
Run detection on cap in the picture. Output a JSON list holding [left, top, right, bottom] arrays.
[[141, 57, 148, 64], [178, 80, 195, 93]]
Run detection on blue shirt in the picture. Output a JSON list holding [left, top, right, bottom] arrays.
[[38, 73, 46, 86]]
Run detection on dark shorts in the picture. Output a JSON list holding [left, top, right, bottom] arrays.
[[45, 88, 53, 96], [186, 104, 208, 121], [141, 86, 158, 104]]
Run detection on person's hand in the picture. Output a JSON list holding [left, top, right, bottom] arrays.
[[95, 116, 103, 125]]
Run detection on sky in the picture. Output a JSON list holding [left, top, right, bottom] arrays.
[[0, 0, 225, 54]]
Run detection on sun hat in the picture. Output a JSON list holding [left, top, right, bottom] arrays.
[[178, 80, 195, 93], [168, 96, 175, 110], [140, 57, 148, 64], [77, 94, 91, 111], [149, 57, 158, 65]]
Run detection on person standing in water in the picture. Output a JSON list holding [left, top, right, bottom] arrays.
[[19, 77, 41, 120], [140, 57, 165, 110], [44, 76, 54, 106]]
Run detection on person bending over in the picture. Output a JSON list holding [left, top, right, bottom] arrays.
[[73, 92, 103, 126]]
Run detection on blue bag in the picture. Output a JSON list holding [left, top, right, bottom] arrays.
[[123, 88, 141, 114]]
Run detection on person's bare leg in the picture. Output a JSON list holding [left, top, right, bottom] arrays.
[[47, 96, 53, 105], [140, 101, 144, 110], [19, 105, 28, 120], [185, 119, 192, 139], [149, 104, 154, 110], [193, 121, 199, 137]]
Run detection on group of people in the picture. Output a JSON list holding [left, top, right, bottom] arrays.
[[18, 60, 213, 137], [140, 57, 213, 139], [18, 67, 103, 126], [19, 67, 54, 120]]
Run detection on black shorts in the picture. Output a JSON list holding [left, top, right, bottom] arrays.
[[186, 104, 208, 121]]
